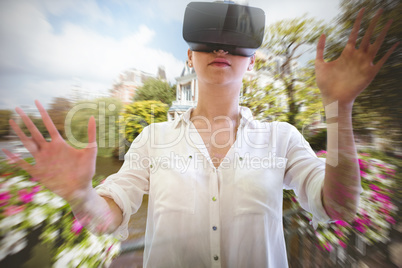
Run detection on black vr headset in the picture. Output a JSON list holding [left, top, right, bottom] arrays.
[[183, 1, 265, 57]]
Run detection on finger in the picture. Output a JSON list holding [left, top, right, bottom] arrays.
[[370, 19, 393, 57], [360, 9, 383, 52], [35, 100, 62, 139], [2, 149, 33, 173], [347, 8, 365, 47], [16, 107, 46, 145], [86, 116, 97, 149], [9, 119, 39, 154], [316, 34, 326, 63], [374, 42, 400, 72]]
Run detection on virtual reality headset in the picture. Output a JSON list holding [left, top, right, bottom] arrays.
[[183, 1, 265, 57]]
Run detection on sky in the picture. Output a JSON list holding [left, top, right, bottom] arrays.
[[0, 0, 341, 111]]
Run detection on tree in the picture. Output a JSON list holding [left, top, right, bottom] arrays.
[[20, 115, 49, 139], [242, 17, 330, 128], [0, 110, 12, 139], [241, 72, 288, 123], [133, 78, 176, 106], [66, 97, 123, 157], [119, 100, 168, 144], [262, 17, 330, 126], [325, 0, 402, 146], [47, 97, 72, 139]]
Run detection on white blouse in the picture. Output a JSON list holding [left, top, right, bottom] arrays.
[[96, 106, 331, 268]]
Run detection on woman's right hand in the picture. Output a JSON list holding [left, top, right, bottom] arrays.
[[2, 100, 97, 203]]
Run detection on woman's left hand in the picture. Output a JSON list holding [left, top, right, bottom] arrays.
[[315, 8, 399, 106]]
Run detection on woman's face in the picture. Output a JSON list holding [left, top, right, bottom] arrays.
[[188, 49, 255, 87]]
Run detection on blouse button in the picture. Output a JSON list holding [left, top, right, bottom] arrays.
[[212, 226, 217, 231], [212, 196, 217, 201], [213, 255, 219, 261]]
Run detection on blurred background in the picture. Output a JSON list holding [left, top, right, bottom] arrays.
[[0, 0, 400, 267]]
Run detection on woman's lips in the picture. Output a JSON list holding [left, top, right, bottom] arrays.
[[209, 58, 231, 67]]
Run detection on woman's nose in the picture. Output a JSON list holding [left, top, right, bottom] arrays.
[[213, 49, 229, 55]]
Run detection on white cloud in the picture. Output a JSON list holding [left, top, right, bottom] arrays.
[[0, 0, 184, 109]]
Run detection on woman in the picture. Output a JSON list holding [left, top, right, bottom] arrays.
[[3, 2, 398, 267]]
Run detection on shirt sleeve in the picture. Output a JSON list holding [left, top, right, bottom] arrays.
[[281, 123, 331, 227], [95, 126, 151, 240]]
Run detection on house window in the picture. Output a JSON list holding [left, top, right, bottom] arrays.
[[183, 84, 192, 101]]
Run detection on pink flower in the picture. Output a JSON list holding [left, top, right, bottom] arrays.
[[379, 208, 390, 215], [71, 219, 84, 235], [334, 229, 344, 237], [386, 168, 396, 176], [354, 220, 367, 233], [377, 163, 385, 168], [383, 202, 393, 210], [0, 192, 12, 207], [358, 159, 368, 170], [17, 187, 41, 204], [324, 242, 333, 252], [360, 153, 370, 157], [4, 205, 25, 216], [355, 225, 366, 233], [316, 150, 327, 157], [386, 216, 396, 224], [32, 186, 41, 193], [339, 240, 347, 248], [362, 217, 371, 226], [372, 192, 390, 203], [291, 196, 297, 203], [335, 220, 348, 227], [378, 174, 386, 180], [18, 189, 35, 203], [369, 184, 381, 192], [360, 170, 367, 178]]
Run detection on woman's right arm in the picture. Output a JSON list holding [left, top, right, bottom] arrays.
[[2, 100, 123, 235]]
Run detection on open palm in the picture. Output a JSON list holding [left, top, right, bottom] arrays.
[[315, 8, 399, 105], [2, 100, 97, 202]]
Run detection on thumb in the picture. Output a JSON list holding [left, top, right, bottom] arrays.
[[86, 116, 97, 149], [316, 34, 326, 64]]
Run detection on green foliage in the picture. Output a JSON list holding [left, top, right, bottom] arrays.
[[20, 115, 49, 139], [0, 110, 12, 139], [263, 17, 329, 56], [241, 78, 288, 122], [133, 78, 176, 106], [294, 66, 324, 130], [47, 97, 72, 139], [325, 0, 402, 145], [119, 100, 168, 145], [243, 17, 329, 127], [66, 97, 123, 157], [305, 128, 327, 152]]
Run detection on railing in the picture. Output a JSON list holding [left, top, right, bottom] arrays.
[[171, 100, 197, 107]]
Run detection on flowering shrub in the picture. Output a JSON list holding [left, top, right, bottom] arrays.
[[0, 160, 120, 267], [291, 151, 398, 251]]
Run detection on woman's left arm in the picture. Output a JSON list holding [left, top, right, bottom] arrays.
[[315, 8, 399, 221]]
